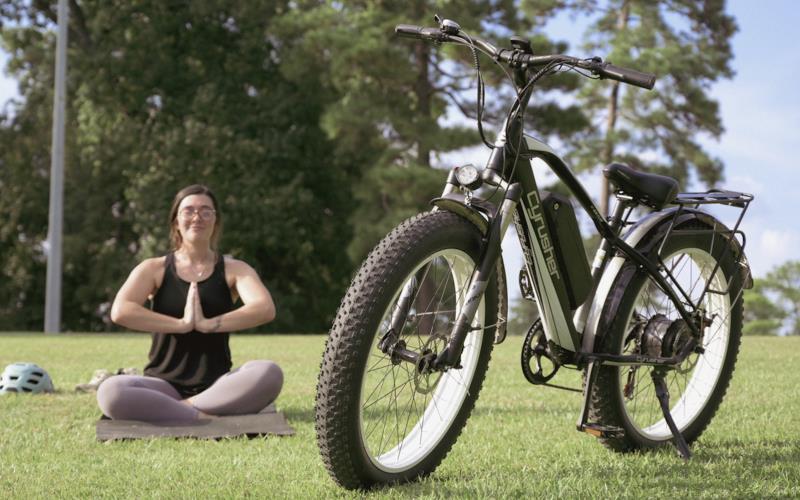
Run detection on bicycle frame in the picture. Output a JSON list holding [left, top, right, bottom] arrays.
[[434, 73, 752, 371]]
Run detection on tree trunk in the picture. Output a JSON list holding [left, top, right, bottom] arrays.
[[600, 1, 630, 217], [415, 41, 432, 167], [413, 0, 432, 167]]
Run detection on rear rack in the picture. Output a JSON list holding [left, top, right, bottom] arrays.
[[671, 189, 753, 208], [652, 189, 754, 314]]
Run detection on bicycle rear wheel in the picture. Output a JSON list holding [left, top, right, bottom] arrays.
[[589, 218, 744, 450], [315, 211, 498, 489]]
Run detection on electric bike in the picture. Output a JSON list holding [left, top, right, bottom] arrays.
[[315, 17, 753, 489]]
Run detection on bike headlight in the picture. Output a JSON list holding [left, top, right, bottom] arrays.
[[455, 164, 482, 190]]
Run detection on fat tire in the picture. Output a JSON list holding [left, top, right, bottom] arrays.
[[589, 218, 744, 452], [315, 210, 498, 489]]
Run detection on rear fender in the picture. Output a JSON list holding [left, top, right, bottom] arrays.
[[580, 208, 752, 354]]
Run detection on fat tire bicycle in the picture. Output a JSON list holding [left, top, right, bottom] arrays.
[[315, 17, 753, 489]]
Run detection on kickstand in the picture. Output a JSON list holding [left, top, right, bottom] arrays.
[[651, 371, 692, 460], [576, 361, 598, 431]]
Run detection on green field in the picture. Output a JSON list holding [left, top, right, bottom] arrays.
[[1, 333, 798, 498]]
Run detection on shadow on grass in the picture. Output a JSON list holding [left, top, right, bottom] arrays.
[[698, 437, 800, 464], [358, 436, 800, 497]]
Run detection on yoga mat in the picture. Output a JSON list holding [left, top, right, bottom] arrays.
[[96, 409, 294, 441]]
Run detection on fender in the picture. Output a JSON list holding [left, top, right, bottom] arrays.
[[431, 192, 494, 235], [579, 207, 753, 354], [431, 193, 509, 344]]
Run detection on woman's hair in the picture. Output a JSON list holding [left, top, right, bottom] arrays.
[[168, 184, 222, 250]]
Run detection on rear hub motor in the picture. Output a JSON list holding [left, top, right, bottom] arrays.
[[638, 314, 693, 359]]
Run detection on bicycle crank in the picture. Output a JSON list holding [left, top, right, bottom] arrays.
[[521, 319, 560, 385]]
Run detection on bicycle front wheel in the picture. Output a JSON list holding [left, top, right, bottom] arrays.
[[316, 211, 498, 489]]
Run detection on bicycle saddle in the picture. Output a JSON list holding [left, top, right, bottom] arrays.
[[603, 163, 679, 210]]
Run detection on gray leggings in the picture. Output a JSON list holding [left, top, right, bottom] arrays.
[[97, 360, 283, 422]]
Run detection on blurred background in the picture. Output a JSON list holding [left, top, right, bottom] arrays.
[[1, 1, 797, 335]]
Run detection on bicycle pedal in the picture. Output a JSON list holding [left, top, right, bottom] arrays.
[[580, 423, 625, 438]]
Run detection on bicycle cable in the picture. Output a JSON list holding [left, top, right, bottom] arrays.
[[456, 29, 528, 203], [455, 29, 583, 221], [458, 30, 494, 151], [494, 60, 566, 203]]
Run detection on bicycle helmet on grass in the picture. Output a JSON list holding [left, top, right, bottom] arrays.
[[0, 362, 55, 394]]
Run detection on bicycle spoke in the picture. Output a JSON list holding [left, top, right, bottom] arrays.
[[356, 245, 489, 471], [363, 362, 398, 410], [364, 377, 414, 435], [620, 245, 737, 437]]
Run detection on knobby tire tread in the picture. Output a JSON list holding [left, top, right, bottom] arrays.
[[588, 219, 743, 452], [315, 211, 496, 489]]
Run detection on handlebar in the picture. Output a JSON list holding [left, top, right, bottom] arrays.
[[594, 63, 655, 90], [396, 23, 503, 58], [394, 23, 656, 90], [395, 24, 447, 41]]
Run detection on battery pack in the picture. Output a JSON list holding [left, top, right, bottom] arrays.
[[540, 192, 591, 309]]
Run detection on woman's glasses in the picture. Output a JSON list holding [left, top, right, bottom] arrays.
[[178, 207, 216, 221]]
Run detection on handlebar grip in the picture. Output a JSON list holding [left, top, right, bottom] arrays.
[[600, 63, 656, 90], [395, 24, 425, 38], [395, 24, 444, 41]]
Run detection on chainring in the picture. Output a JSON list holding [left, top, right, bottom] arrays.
[[520, 319, 560, 385]]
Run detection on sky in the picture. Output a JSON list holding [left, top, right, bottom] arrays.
[[1, 0, 798, 286]]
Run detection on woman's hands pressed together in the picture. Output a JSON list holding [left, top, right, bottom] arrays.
[[111, 254, 274, 334], [180, 282, 223, 334]]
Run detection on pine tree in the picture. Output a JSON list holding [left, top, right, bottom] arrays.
[[275, 1, 587, 261], [568, 0, 737, 216]]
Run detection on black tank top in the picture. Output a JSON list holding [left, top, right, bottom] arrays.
[[144, 252, 234, 397]]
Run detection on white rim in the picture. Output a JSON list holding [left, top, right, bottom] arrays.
[[359, 249, 484, 473], [619, 248, 732, 440]]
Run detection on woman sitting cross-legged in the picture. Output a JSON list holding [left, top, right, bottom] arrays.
[[99, 184, 283, 422]]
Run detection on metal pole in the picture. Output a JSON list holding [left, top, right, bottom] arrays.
[[44, 0, 69, 334]]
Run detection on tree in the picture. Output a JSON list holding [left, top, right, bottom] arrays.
[[762, 261, 800, 336], [569, 0, 737, 216], [0, 0, 363, 332], [4, 1, 674, 333], [0, 88, 52, 330], [274, 1, 589, 261], [742, 280, 785, 336]]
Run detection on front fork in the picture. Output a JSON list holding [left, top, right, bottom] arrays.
[[380, 179, 521, 369], [433, 182, 521, 369]]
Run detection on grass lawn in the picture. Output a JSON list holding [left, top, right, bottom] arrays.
[[1, 333, 798, 498]]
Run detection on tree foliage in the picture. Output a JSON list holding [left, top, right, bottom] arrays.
[[0, 0, 362, 332], [762, 261, 800, 335], [568, 0, 737, 215], [273, 1, 589, 260], [741, 261, 800, 336], [742, 280, 785, 336], [0, 1, 742, 334]]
